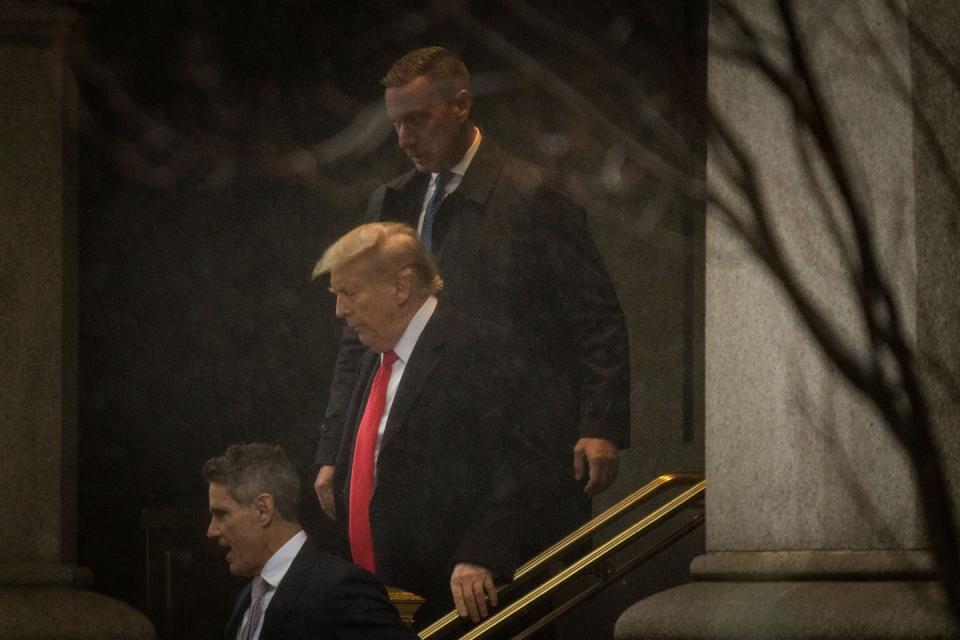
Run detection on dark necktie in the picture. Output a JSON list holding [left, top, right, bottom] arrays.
[[420, 171, 452, 252], [348, 350, 399, 573]]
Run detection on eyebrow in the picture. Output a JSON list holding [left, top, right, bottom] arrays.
[[389, 106, 429, 123], [329, 280, 360, 293]]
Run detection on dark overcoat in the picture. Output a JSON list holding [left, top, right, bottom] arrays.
[[317, 138, 630, 479]]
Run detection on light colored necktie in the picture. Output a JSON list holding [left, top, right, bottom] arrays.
[[421, 171, 452, 252], [348, 350, 399, 573], [239, 575, 268, 640]]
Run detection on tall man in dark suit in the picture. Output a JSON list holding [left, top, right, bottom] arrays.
[[314, 47, 630, 538], [314, 222, 555, 626], [204, 443, 415, 640]]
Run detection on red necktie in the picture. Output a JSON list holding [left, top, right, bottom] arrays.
[[349, 350, 398, 573]]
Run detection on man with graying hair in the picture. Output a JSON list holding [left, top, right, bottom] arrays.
[[203, 443, 414, 639], [314, 222, 556, 626]]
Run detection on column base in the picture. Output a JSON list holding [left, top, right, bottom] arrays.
[[0, 565, 155, 640], [615, 552, 958, 639]]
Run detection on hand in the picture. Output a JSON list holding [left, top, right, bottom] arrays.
[[314, 465, 337, 521], [573, 438, 619, 496], [450, 563, 497, 623]]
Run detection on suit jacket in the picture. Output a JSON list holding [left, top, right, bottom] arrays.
[[332, 303, 557, 609], [316, 137, 630, 470], [225, 538, 415, 640]]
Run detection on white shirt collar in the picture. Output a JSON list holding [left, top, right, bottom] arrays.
[[392, 296, 438, 364], [432, 126, 481, 185], [259, 529, 307, 589]]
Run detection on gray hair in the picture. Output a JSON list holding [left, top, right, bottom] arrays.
[[313, 222, 443, 296], [202, 443, 300, 523]]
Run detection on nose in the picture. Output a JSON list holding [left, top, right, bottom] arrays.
[[396, 123, 415, 151], [335, 295, 349, 318], [206, 518, 218, 539]]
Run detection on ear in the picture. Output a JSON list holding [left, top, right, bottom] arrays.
[[393, 269, 413, 306], [453, 88, 472, 122], [253, 493, 275, 526]]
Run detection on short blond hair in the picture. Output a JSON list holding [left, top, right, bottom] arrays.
[[313, 222, 443, 295]]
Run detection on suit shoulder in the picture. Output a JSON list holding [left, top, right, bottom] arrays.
[[303, 546, 415, 638], [442, 305, 514, 343], [498, 156, 586, 222], [305, 544, 368, 583], [381, 169, 417, 191], [497, 155, 549, 201], [366, 169, 418, 217]]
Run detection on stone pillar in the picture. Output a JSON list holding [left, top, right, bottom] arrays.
[[0, 2, 154, 637], [616, 1, 960, 637]]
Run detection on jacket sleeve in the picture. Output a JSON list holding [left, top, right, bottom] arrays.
[[532, 186, 631, 448], [314, 326, 366, 466]]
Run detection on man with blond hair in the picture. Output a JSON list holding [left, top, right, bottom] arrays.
[[314, 222, 555, 627], [315, 46, 630, 552]]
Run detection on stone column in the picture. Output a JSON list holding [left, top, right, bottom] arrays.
[[0, 2, 154, 637], [616, 1, 959, 637]]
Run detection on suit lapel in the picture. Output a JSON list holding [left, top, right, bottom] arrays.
[[376, 137, 506, 222], [225, 582, 252, 640], [376, 306, 451, 457], [380, 170, 428, 228], [454, 135, 505, 207], [424, 137, 507, 265], [257, 541, 316, 638]]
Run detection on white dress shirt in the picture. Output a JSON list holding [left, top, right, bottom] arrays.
[[373, 295, 438, 468], [236, 529, 308, 640], [416, 127, 482, 235]]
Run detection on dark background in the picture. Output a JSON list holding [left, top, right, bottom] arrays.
[[74, 0, 708, 634]]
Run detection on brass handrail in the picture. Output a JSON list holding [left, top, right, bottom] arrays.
[[418, 473, 703, 639], [459, 481, 705, 640], [510, 514, 705, 640]]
